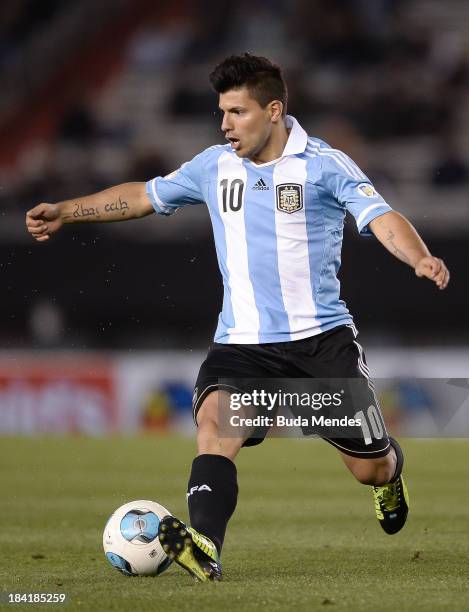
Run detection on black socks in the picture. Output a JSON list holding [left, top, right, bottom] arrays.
[[187, 454, 238, 555], [389, 437, 404, 482]]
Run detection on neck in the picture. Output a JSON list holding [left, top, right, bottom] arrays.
[[250, 119, 289, 164]]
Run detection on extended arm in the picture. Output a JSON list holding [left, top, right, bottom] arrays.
[[369, 211, 450, 290], [26, 182, 153, 242]]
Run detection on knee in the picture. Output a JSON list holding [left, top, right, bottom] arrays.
[[196, 406, 220, 447], [196, 394, 221, 437], [196, 417, 219, 447], [354, 469, 389, 486], [195, 392, 243, 459], [350, 453, 396, 486]]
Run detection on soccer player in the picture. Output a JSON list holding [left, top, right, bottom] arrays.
[[26, 54, 449, 582]]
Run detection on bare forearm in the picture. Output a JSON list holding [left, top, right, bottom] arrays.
[[59, 182, 153, 224], [369, 211, 431, 267], [368, 210, 450, 289]]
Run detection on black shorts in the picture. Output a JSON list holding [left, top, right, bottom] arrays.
[[193, 325, 390, 459]]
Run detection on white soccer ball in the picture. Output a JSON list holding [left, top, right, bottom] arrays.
[[103, 500, 173, 576]]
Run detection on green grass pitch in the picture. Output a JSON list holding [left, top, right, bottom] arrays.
[[0, 436, 468, 611]]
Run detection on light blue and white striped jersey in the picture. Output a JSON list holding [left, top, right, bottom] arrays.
[[146, 116, 392, 344]]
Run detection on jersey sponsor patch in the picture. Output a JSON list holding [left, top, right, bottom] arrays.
[[357, 183, 378, 198], [276, 183, 303, 213]]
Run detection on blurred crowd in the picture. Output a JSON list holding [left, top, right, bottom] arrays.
[[1, 0, 469, 218], [1, 0, 66, 68]]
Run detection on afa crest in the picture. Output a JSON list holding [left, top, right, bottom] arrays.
[[276, 184, 303, 214]]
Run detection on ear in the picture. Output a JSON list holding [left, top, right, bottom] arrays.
[[269, 100, 283, 122]]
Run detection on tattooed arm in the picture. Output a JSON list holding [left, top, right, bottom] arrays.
[[26, 182, 153, 242], [369, 211, 450, 290]]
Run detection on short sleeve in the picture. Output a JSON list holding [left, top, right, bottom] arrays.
[[320, 152, 392, 235], [145, 152, 205, 216]]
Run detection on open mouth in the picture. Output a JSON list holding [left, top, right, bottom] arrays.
[[226, 137, 241, 150]]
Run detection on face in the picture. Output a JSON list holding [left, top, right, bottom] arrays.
[[218, 87, 276, 159]]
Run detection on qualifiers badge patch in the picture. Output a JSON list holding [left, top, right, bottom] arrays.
[[276, 183, 303, 214], [357, 183, 378, 198]]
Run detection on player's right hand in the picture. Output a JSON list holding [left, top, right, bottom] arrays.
[[26, 203, 62, 242]]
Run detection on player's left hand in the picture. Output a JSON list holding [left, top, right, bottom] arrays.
[[415, 256, 450, 290]]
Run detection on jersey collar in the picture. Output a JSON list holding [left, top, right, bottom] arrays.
[[282, 115, 308, 157]]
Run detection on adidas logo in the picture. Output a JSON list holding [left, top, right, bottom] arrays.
[[252, 178, 269, 190]]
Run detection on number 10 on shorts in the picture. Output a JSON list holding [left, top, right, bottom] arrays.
[[355, 406, 385, 445]]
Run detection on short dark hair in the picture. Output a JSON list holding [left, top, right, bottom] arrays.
[[209, 53, 288, 115]]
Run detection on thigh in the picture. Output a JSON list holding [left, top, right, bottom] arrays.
[[193, 343, 284, 447], [326, 330, 390, 458], [287, 326, 391, 458]]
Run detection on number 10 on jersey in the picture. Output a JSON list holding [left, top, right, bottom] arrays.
[[220, 179, 244, 212]]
